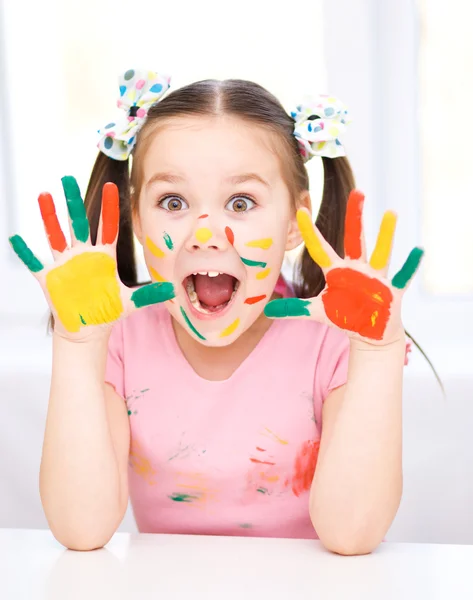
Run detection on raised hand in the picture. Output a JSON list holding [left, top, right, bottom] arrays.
[[9, 176, 175, 339], [265, 190, 423, 344]]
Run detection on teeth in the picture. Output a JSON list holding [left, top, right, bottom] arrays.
[[207, 271, 219, 277], [198, 271, 208, 276]]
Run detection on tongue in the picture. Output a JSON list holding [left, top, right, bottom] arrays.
[[194, 274, 235, 307]]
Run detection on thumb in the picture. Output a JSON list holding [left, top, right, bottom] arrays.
[[264, 294, 327, 323], [124, 281, 176, 315]]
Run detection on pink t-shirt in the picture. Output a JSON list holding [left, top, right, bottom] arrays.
[[105, 288, 349, 539]]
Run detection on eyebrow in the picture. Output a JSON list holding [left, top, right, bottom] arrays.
[[145, 172, 271, 189]]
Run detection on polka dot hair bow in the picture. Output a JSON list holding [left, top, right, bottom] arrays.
[[291, 95, 351, 162], [98, 69, 171, 161]]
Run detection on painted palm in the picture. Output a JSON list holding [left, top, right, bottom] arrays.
[[265, 190, 423, 343], [9, 177, 175, 336]]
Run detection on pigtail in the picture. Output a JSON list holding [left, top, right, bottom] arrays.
[[84, 152, 138, 287], [296, 156, 355, 298]]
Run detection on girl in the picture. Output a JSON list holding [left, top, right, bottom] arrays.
[[9, 69, 423, 555]]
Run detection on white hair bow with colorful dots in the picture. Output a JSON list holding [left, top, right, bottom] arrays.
[[290, 95, 351, 162], [98, 69, 171, 161]]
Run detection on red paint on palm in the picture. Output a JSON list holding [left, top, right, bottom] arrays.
[[344, 189, 365, 259], [323, 268, 393, 340], [101, 183, 120, 245], [292, 440, 320, 497], [38, 193, 67, 252]]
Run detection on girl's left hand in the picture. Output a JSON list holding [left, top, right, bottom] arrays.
[[265, 190, 424, 345]]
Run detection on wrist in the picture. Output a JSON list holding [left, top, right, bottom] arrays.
[[349, 330, 406, 353]]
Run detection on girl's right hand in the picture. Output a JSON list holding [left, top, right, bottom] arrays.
[[9, 176, 175, 341]]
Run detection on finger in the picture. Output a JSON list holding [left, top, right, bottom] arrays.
[[61, 176, 90, 244], [38, 193, 68, 258], [344, 189, 366, 261], [369, 211, 397, 272], [9, 235, 44, 274], [297, 208, 338, 269], [100, 183, 120, 245], [129, 281, 175, 311], [391, 247, 424, 290], [264, 295, 327, 323]]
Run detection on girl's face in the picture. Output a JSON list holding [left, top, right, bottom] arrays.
[[134, 115, 303, 346]]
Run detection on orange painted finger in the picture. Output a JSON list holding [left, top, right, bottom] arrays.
[[101, 183, 120, 245], [38, 193, 67, 253], [344, 189, 365, 260]]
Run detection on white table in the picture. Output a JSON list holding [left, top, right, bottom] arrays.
[[1, 529, 473, 600]]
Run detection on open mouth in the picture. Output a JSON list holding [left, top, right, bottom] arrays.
[[184, 271, 240, 316]]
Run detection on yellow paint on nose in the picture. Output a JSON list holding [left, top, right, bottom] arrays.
[[195, 228, 213, 244], [256, 268, 271, 280], [220, 318, 240, 338], [45, 252, 123, 333], [146, 236, 166, 258], [245, 238, 273, 250]]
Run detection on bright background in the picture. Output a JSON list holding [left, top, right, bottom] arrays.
[[1, 0, 472, 543]]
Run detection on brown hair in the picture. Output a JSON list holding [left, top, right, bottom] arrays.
[[84, 79, 354, 295]]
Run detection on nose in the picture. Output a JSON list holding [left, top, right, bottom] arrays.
[[186, 223, 228, 252]]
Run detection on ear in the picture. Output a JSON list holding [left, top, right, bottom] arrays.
[[132, 204, 144, 246], [286, 191, 312, 251]]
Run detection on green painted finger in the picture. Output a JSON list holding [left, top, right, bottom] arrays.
[[264, 298, 311, 318], [131, 282, 175, 308], [391, 247, 424, 289], [61, 176, 90, 243], [9, 235, 44, 273]]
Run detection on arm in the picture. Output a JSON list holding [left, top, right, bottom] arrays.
[[40, 332, 130, 551], [310, 334, 405, 555]]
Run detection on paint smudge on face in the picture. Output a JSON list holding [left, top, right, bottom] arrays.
[[180, 306, 206, 340], [322, 268, 393, 340], [146, 235, 166, 258], [198, 214, 209, 219], [220, 318, 240, 338], [244, 295, 267, 305], [292, 440, 320, 497], [195, 227, 213, 244], [46, 252, 124, 332], [262, 428, 288, 445], [169, 493, 199, 503], [250, 458, 276, 466], [163, 232, 174, 250], [241, 257, 267, 268], [225, 226, 234, 245], [256, 268, 271, 280], [129, 438, 157, 485], [149, 266, 166, 282], [245, 238, 273, 250]]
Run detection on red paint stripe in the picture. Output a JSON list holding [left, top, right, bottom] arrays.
[[244, 294, 267, 305], [38, 193, 67, 252], [198, 214, 209, 219], [344, 189, 365, 259], [256, 447, 266, 452], [101, 183, 120, 244], [225, 226, 234, 245], [250, 458, 275, 466]]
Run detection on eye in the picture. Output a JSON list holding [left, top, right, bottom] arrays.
[[225, 195, 256, 213], [158, 195, 189, 211]]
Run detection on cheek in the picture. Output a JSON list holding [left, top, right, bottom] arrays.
[[141, 224, 184, 283]]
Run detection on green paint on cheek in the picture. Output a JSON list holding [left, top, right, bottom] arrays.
[[392, 247, 424, 289], [169, 493, 197, 503], [180, 306, 207, 340], [61, 176, 90, 243], [131, 282, 175, 308], [9, 235, 43, 273], [241, 256, 267, 268], [163, 232, 174, 250], [264, 298, 312, 318]]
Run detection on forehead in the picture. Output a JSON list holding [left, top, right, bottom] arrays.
[[140, 115, 284, 181]]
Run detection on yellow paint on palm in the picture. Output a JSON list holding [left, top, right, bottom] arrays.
[[296, 210, 332, 268], [220, 318, 240, 338], [195, 228, 213, 244], [370, 211, 397, 270], [256, 268, 271, 280], [46, 252, 123, 332], [371, 310, 379, 327], [149, 266, 166, 282], [146, 236, 166, 258], [245, 238, 273, 250]]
